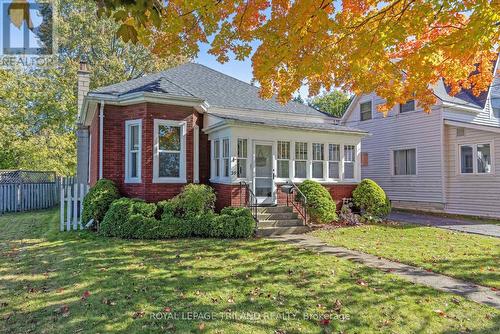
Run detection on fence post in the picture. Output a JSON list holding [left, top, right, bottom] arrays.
[[79, 184, 86, 229], [66, 183, 71, 231], [73, 183, 78, 230], [60, 178, 64, 231]]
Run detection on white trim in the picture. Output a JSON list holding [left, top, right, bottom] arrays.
[[343, 144, 357, 181], [98, 101, 104, 179], [236, 137, 249, 181], [124, 119, 142, 184], [88, 134, 92, 184], [193, 124, 200, 183], [152, 119, 187, 183], [457, 141, 495, 176], [444, 119, 500, 134], [390, 146, 418, 177]]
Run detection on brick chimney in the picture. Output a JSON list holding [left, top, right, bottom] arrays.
[[77, 60, 90, 114]]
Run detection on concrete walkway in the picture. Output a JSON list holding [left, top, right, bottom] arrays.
[[389, 211, 500, 237], [270, 234, 500, 309]]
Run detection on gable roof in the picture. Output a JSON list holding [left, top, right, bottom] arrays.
[[92, 62, 326, 117]]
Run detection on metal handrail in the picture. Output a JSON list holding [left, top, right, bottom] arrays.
[[239, 181, 258, 222], [288, 181, 308, 225]]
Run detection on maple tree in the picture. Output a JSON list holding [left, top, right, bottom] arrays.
[[95, 0, 499, 113]]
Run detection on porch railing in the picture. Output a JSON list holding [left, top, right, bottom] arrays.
[[284, 181, 309, 225], [239, 181, 258, 223]]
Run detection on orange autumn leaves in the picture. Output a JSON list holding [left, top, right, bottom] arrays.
[[97, 0, 500, 113]]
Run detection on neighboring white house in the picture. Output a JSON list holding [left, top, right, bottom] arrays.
[[342, 58, 500, 218]]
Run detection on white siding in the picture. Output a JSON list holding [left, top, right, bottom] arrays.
[[444, 125, 500, 218], [344, 94, 444, 204]]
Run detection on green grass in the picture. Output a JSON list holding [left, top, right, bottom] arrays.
[[313, 224, 500, 289], [0, 210, 498, 334]]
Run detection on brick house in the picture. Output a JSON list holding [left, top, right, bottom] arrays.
[[76, 62, 367, 212]]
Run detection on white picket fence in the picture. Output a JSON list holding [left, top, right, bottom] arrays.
[[60, 180, 89, 231]]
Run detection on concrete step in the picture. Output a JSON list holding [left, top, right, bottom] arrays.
[[258, 219, 304, 228], [257, 206, 293, 214], [257, 212, 298, 221], [256, 226, 310, 237]]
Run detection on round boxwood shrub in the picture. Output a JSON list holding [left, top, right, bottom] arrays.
[[298, 180, 337, 224], [352, 179, 391, 218], [82, 179, 120, 226], [165, 184, 216, 217]]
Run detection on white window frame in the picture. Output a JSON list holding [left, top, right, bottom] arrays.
[[312, 143, 325, 179], [153, 119, 187, 183], [276, 141, 291, 180], [213, 139, 221, 179], [343, 144, 356, 180], [124, 119, 142, 183], [294, 141, 308, 179], [328, 144, 341, 180], [458, 142, 494, 175], [360, 100, 372, 121], [222, 138, 230, 178], [237, 138, 248, 180], [391, 147, 417, 176]]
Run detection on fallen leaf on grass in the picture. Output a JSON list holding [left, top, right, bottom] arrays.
[[198, 322, 206, 331], [132, 310, 145, 319], [81, 290, 91, 300], [356, 279, 368, 287], [434, 309, 447, 317], [102, 298, 116, 306], [163, 307, 172, 312]]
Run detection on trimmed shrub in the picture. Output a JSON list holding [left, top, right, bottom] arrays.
[[100, 198, 156, 238], [190, 212, 217, 237], [211, 207, 255, 238], [82, 179, 120, 226], [352, 179, 391, 218], [165, 184, 216, 218], [298, 180, 337, 224]]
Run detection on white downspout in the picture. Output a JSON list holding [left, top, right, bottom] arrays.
[[99, 100, 104, 180]]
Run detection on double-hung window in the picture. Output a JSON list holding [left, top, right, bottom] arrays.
[[153, 120, 186, 183], [213, 139, 220, 178], [222, 138, 230, 178], [277, 141, 290, 178], [344, 145, 356, 179], [460, 143, 492, 174], [400, 100, 415, 113], [237, 139, 247, 178], [393, 148, 416, 175], [125, 119, 142, 183], [295, 142, 308, 178], [360, 101, 372, 121], [328, 144, 340, 179], [312, 143, 324, 179]]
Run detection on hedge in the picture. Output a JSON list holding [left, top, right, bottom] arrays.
[[82, 179, 120, 226]]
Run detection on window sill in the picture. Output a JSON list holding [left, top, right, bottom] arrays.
[[152, 178, 187, 184], [124, 178, 142, 184]]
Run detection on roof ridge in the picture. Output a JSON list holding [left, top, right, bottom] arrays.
[[189, 62, 261, 90]]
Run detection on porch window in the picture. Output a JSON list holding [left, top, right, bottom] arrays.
[[295, 142, 308, 178], [393, 148, 416, 175], [125, 119, 142, 183], [460, 145, 473, 174], [360, 101, 372, 121], [213, 139, 220, 178], [328, 144, 340, 179], [237, 139, 247, 178], [277, 141, 290, 178], [344, 145, 356, 179], [312, 143, 324, 179], [223, 138, 230, 177], [153, 119, 186, 183], [477, 144, 491, 174]]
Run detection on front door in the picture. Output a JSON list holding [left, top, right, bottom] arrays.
[[254, 143, 275, 205]]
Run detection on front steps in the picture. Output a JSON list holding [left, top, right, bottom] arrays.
[[256, 206, 309, 236]]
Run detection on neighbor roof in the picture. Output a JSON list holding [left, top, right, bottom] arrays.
[[92, 63, 326, 117]]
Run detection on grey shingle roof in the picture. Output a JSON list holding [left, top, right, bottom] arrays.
[[92, 62, 326, 117], [432, 79, 489, 109], [209, 113, 367, 134]]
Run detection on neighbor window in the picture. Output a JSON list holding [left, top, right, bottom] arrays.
[[492, 97, 500, 118], [295, 142, 308, 178], [460, 143, 492, 174], [213, 139, 220, 178], [223, 139, 230, 177], [154, 120, 186, 182], [312, 143, 324, 179], [344, 145, 356, 179], [360, 101, 372, 121], [125, 120, 141, 183], [328, 144, 340, 179], [237, 139, 247, 178], [277, 141, 290, 178], [400, 100, 415, 113], [393, 148, 416, 175]]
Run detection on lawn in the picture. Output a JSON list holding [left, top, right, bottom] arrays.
[[313, 223, 500, 289], [0, 210, 498, 334]]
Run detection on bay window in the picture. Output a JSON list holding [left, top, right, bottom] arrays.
[[125, 119, 142, 183], [312, 143, 324, 179], [460, 143, 492, 174], [222, 138, 230, 177], [153, 120, 186, 183], [213, 139, 220, 178], [237, 138, 247, 178], [328, 144, 340, 179], [277, 141, 290, 178], [295, 142, 308, 178], [344, 145, 356, 179]]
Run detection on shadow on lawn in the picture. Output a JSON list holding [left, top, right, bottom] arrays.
[[0, 210, 499, 334]]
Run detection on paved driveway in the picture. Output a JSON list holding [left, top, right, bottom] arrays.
[[389, 211, 500, 237]]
